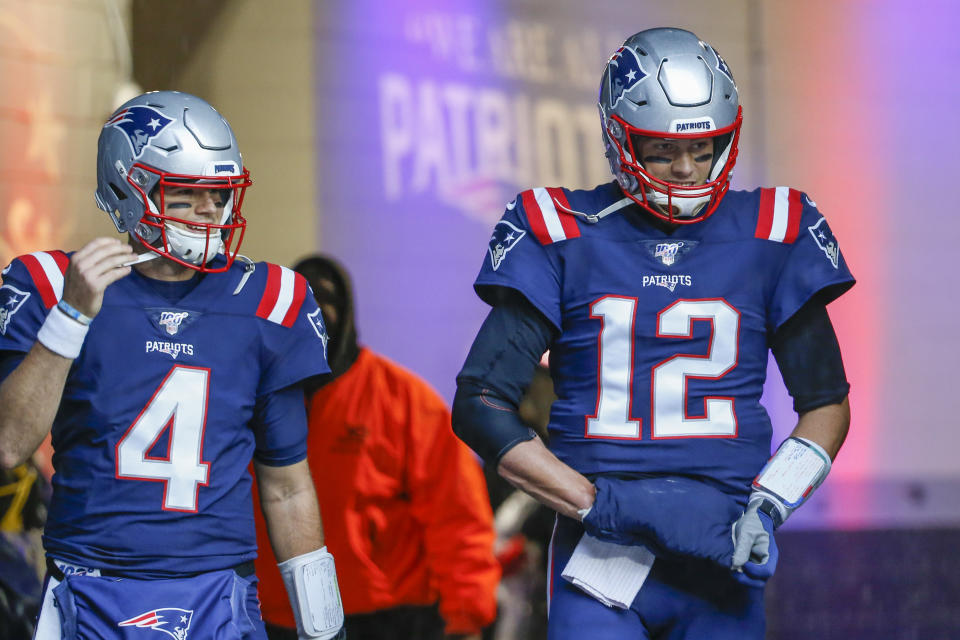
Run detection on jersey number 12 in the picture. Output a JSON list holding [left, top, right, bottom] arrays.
[[587, 297, 739, 439]]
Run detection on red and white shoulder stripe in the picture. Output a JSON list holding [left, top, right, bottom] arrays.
[[755, 187, 803, 244], [520, 187, 581, 245], [16, 251, 69, 309], [255, 264, 308, 328]]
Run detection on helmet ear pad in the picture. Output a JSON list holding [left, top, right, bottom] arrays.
[[598, 28, 742, 224], [94, 91, 251, 272]]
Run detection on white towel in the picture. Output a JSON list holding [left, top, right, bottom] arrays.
[[560, 534, 655, 609]]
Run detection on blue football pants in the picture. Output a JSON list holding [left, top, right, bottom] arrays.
[[547, 516, 766, 640], [34, 565, 267, 639]]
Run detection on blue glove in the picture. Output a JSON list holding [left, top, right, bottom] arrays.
[[582, 475, 742, 567], [731, 502, 779, 587]]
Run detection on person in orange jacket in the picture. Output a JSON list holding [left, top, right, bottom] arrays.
[[254, 254, 500, 640]]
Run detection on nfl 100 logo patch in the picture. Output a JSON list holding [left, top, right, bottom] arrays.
[[148, 309, 197, 337], [655, 242, 682, 266], [159, 311, 189, 336], [644, 239, 698, 267]]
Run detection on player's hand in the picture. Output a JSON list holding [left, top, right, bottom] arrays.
[[730, 501, 779, 586], [582, 475, 741, 567], [61, 237, 134, 318]]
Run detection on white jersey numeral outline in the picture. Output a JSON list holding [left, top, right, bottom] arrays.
[[115, 365, 211, 512], [586, 296, 642, 438], [586, 297, 739, 439]]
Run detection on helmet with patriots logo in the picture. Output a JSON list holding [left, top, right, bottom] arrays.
[[95, 91, 252, 271], [598, 28, 741, 223]]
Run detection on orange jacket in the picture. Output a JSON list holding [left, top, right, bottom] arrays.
[[254, 348, 499, 634]]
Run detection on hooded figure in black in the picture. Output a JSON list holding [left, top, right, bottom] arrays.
[[291, 254, 361, 383]]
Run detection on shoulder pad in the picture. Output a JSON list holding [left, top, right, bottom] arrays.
[[3, 251, 70, 309], [518, 187, 581, 245], [252, 262, 310, 328], [754, 187, 806, 244]]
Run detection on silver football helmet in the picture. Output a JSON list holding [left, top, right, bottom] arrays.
[[599, 28, 741, 223], [95, 91, 252, 271]]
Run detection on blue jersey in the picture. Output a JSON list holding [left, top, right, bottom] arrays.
[[0, 253, 330, 575], [475, 182, 854, 498]]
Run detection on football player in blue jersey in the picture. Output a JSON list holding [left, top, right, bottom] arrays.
[[453, 28, 854, 639], [0, 91, 344, 640]]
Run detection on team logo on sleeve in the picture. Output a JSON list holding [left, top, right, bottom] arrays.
[[104, 106, 174, 158], [488, 220, 526, 271], [0, 285, 30, 335], [307, 308, 329, 358], [118, 608, 193, 639], [607, 47, 647, 107], [808, 217, 840, 269]]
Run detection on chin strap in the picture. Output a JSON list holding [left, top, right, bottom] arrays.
[[121, 251, 162, 268]]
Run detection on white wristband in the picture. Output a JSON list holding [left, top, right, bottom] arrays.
[[279, 546, 344, 639], [750, 436, 832, 528], [37, 304, 90, 359]]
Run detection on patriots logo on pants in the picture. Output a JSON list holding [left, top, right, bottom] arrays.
[[607, 46, 647, 108], [118, 608, 193, 640], [488, 220, 526, 271], [105, 106, 174, 158]]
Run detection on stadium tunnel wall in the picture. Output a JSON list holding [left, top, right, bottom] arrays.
[[0, 0, 958, 636]]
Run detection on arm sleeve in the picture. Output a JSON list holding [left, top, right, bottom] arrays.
[[405, 376, 500, 634], [453, 291, 556, 464], [771, 298, 850, 414], [251, 383, 309, 466]]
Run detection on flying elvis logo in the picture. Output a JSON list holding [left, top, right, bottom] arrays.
[[808, 217, 840, 269], [308, 308, 330, 359], [104, 106, 173, 158], [118, 608, 194, 640], [0, 285, 30, 335], [488, 220, 526, 271], [607, 46, 647, 108]]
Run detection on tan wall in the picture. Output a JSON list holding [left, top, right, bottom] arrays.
[[0, 0, 136, 267], [132, 0, 317, 267]]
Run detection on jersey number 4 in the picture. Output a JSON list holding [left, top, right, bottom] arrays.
[[587, 297, 739, 439], [115, 366, 211, 512]]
